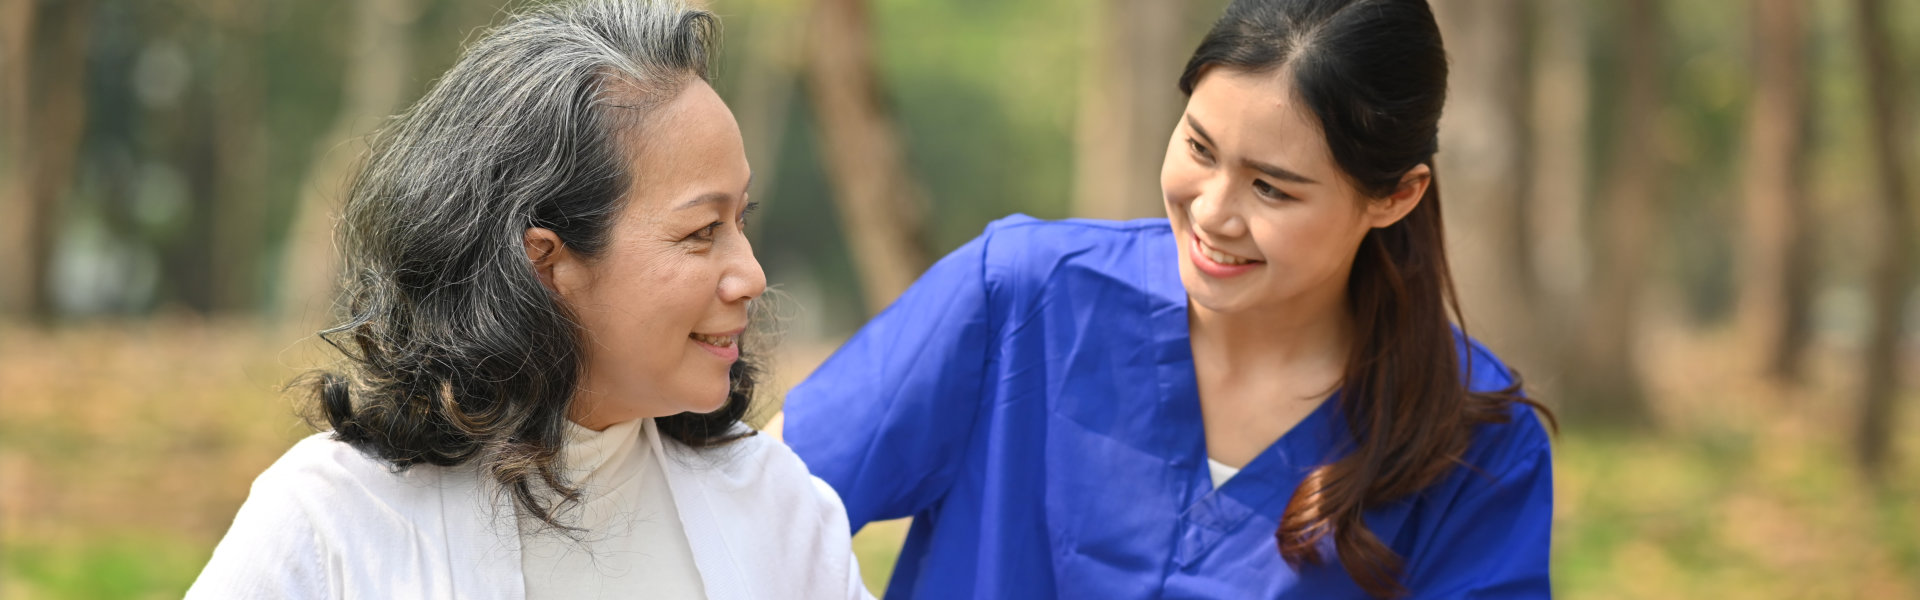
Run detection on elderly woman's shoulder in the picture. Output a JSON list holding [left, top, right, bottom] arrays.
[[247, 432, 456, 514], [664, 425, 849, 513], [664, 426, 806, 486], [658, 424, 867, 595], [189, 433, 468, 599]]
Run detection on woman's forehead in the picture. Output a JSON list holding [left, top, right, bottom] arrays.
[[1187, 68, 1335, 173], [618, 81, 750, 213]]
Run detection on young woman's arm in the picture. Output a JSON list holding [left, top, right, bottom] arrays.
[[782, 233, 999, 532]]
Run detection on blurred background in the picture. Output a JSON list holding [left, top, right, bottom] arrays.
[[2, 0, 1917, 597]]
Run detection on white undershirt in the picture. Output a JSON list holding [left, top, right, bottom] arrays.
[[520, 418, 706, 600], [1208, 457, 1242, 488]]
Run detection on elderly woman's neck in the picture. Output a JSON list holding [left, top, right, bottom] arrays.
[[567, 389, 677, 432]]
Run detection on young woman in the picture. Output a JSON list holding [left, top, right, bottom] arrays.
[[188, 2, 867, 598], [782, 0, 1556, 597]]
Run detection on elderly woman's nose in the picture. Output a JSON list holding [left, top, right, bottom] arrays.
[[721, 239, 766, 303]]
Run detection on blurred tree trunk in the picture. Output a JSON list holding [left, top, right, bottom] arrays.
[[207, 0, 269, 314], [803, 0, 931, 314], [1852, 0, 1913, 483], [168, 81, 222, 314], [277, 0, 418, 329], [728, 0, 804, 236], [0, 0, 93, 322], [0, 0, 37, 319], [1071, 0, 1184, 221], [1524, 0, 1594, 404], [1528, 0, 1591, 308], [1431, 0, 1538, 372], [1737, 0, 1815, 384], [1567, 0, 1662, 429]]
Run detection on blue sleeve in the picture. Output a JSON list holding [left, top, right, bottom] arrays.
[[1458, 333, 1522, 395], [1402, 420, 1555, 599], [783, 234, 997, 532]]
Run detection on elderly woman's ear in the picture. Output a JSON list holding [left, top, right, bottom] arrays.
[[524, 227, 578, 295]]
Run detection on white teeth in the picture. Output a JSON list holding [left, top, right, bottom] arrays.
[[1206, 248, 1246, 265], [1201, 244, 1253, 266], [690, 333, 735, 348]]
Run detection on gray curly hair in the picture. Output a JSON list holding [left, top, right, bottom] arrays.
[[308, 0, 756, 532]]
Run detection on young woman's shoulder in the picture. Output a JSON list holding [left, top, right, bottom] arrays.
[[971, 214, 1173, 305], [1454, 337, 1553, 474], [1470, 401, 1553, 478], [977, 214, 1169, 268], [1396, 343, 1555, 594], [979, 213, 1168, 240]]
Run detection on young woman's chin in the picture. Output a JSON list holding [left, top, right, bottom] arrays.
[[1180, 266, 1278, 315], [1186, 292, 1275, 319]]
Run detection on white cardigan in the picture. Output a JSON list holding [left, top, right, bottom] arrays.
[[187, 419, 870, 600]]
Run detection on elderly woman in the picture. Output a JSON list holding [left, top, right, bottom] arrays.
[[187, 1, 867, 598]]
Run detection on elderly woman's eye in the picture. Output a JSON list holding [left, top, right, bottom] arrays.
[[688, 222, 723, 242], [738, 201, 760, 227]]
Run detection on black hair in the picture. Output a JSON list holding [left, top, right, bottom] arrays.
[[1179, 1, 1553, 597]]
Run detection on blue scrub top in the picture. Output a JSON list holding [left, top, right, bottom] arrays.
[[785, 216, 1553, 599]]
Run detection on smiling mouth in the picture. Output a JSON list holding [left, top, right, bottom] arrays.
[[1194, 235, 1262, 266], [689, 332, 737, 348]]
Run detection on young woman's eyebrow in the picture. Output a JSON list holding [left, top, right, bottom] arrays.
[[1244, 159, 1318, 185], [1185, 113, 1319, 185], [1186, 113, 1221, 147]]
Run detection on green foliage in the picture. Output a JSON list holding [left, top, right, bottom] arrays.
[[1551, 427, 1920, 599], [3, 537, 209, 600]]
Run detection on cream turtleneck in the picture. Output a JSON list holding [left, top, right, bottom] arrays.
[[519, 418, 706, 599]]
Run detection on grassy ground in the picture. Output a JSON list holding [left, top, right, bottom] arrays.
[[1, 318, 1915, 598]]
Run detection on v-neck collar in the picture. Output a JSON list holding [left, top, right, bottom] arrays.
[[1141, 223, 1348, 566]]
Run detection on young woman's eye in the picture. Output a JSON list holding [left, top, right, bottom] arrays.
[[1253, 179, 1291, 201], [1186, 137, 1214, 162]]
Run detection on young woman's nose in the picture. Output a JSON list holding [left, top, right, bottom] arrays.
[[1187, 176, 1248, 239]]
